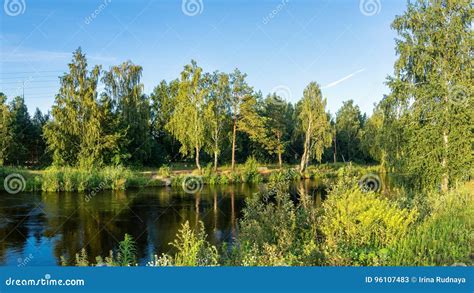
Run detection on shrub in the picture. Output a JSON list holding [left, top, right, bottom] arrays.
[[241, 157, 261, 183], [228, 183, 322, 266], [389, 187, 473, 266], [158, 165, 171, 177], [147, 221, 219, 266], [320, 188, 418, 266]]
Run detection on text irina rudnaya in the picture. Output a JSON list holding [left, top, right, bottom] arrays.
[[418, 277, 466, 284]]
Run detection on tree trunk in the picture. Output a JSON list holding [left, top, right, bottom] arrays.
[[231, 117, 237, 170], [278, 151, 283, 170], [300, 123, 311, 173], [195, 145, 201, 171], [441, 129, 449, 192], [277, 134, 282, 169], [214, 150, 218, 171], [333, 135, 337, 163]]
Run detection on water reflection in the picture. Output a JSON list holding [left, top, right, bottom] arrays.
[[0, 181, 322, 266]]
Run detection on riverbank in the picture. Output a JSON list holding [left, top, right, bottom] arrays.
[[0, 162, 381, 193]]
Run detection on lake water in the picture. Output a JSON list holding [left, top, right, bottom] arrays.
[[0, 180, 322, 266]]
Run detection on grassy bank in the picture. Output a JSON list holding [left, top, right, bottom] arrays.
[[0, 160, 381, 193]]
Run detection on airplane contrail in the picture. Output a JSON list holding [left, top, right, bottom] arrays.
[[322, 68, 366, 89]]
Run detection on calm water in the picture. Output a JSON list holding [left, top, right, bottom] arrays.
[[0, 180, 322, 266]]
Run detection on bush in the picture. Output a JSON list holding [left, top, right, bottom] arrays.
[[389, 187, 473, 266], [227, 183, 322, 266], [158, 165, 171, 177], [320, 188, 418, 266], [240, 157, 262, 183], [147, 221, 219, 266]]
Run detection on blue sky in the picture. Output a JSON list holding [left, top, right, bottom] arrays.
[[0, 0, 407, 116]]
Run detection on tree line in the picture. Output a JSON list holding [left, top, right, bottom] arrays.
[[0, 0, 471, 191], [0, 49, 377, 172]]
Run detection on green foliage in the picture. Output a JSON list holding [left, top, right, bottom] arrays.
[[383, 0, 473, 191], [240, 157, 262, 183], [157, 165, 171, 177], [44, 48, 123, 168], [0, 93, 11, 166], [74, 248, 90, 266], [227, 183, 322, 266], [41, 166, 147, 192], [116, 234, 137, 266], [268, 168, 300, 182], [335, 100, 367, 163], [103, 61, 152, 166], [320, 187, 418, 266], [203, 71, 231, 170], [389, 187, 473, 266], [148, 221, 219, 266], [166, 60, 207, 170], [298, 82, 333, 172]]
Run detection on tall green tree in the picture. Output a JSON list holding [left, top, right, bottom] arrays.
[[150, 79, 180, 164], [31, 108, 50, 166], [44, 48, 121, 168], [361, 104, 384, 164], [262, 94, 290, 168], [8, 96, 34, 165], [298, 82, 332, 172], [229, 69, 266, 169], [335, 100, 366, 162], [203, 71, 231, 170], [385, 0, 473, 191], [103, 61, 151, 165], [167, 60, 207, 171], [0, 93, 11, 166]]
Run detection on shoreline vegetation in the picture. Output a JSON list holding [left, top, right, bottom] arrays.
[[0, 160, 381, 193], [62, 177, 473, 267]]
